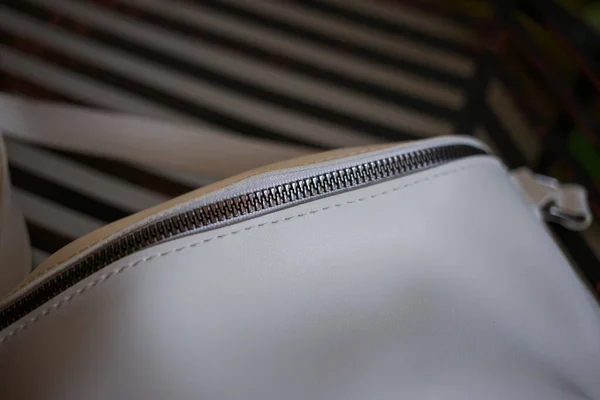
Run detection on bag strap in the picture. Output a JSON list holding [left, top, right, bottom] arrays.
[[0, 135, 30, 297], [0, 94, 310, 178]]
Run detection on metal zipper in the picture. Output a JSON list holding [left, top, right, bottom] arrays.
[[0, 143, 486, 330]]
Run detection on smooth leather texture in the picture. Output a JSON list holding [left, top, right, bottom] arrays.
[[1, 156, 599, 399], [10, 136, 469, 303]]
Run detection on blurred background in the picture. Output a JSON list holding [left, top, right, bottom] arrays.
[[1, 0, 599, 291]]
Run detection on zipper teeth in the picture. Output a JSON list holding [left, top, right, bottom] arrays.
[[0, 144, 486, 330]]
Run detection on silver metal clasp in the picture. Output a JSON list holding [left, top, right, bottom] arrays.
[[511, 168, 593, 231]]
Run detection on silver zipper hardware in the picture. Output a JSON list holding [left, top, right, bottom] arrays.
[[512, 167, 593, 231], [0, 142, 487, 331]]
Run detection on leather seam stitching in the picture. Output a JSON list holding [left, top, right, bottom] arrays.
[[0, 162, 483, 345], [17, 144, 394, 292]]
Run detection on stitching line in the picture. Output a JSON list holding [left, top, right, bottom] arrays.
[[0, 162, 481, 345], [18, 144, 395, 291]]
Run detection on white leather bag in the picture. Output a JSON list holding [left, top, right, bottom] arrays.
[[1, 99, 599, 400]]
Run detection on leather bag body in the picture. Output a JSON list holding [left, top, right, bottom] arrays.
[[0, 135, 599, 400]]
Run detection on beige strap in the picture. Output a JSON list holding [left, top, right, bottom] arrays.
[[0, 94, 311, 179], [0, 135, 31, 298]]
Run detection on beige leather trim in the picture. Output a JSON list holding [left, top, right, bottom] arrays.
[[10, 142, 398, 295]]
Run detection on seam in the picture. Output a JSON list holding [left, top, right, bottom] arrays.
[[0, 162, 482, 345], [16, 143, 396, 292]]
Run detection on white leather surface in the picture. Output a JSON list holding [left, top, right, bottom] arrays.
[[1, 156, 599, 399], [1, 135, 483, 306]]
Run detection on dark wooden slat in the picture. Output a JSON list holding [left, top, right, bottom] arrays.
[[26, 221, 73, 255], [105, 1, 459, 121], [47, 147, 196, 198], [295, 0, 478, 58], [193, 0, 469, 86], [10, 165, 130, 223]]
